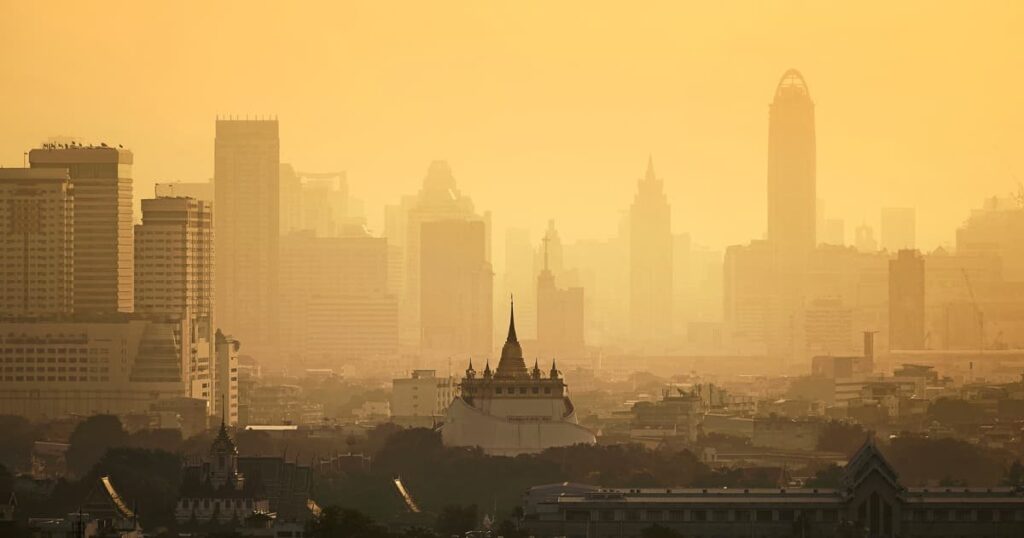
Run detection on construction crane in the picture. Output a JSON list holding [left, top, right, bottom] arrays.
[[961, 268, 985, 352]]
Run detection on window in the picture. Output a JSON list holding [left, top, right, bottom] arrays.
[[645, 510, 662, 521], [693, 510, 707, 522], [600, 510, 616, 522], [756, 510, 772, 522]]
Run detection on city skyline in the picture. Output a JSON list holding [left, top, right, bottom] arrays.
[[1, 2, 1021, 253]]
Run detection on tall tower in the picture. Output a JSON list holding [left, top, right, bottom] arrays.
[[889, 249, 925, 350], [629, 157, 673, 343], [29, 146, 135, 314], [420, 219, 493, 359], [214, 119, 280, 355], [0, 169, 74, 317], [767, 69, 816, 271], [135, 196, 215, 406]]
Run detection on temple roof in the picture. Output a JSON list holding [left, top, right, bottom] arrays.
[[495, 298, 529, 379]]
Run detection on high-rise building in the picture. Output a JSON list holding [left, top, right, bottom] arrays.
[[279, 229, 398, 364], [957, 196, 1024, 281], [29, 145, 134, 314], [385, 161, 485, 347], [420, 219, 493, 359], [881, 207, 916, 252], [536, 227, 585, 357], [629, 157, 673, 342], [0, 169, 74, 317], [134, 196, 215, 405], [767, 69, 816, 271], [213, 119, 280, 354], [889, 249, 925, 350], [723, 240, 775, 349]]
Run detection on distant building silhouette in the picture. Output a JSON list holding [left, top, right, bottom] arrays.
[[213, 119, 280, 355], [767, 69, 816, 270], [629, 157, 673, 343], [30, 146, 135, 314], [855, 223, 878, 253], [957, 195, 1024, 280], [0, 169, 74, 317], [279, 228, 398, 364], [420, 219, 493, 358], [823, 218, 845, 246], [385, 161, 487, 348], [889, 249, 925, 350], [536, 223, 585, 357], [134, 196, 216, 410]]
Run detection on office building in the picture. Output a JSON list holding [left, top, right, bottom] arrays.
[[385, 161, 487, 347], [29, 145, 134, 314], [957, 196, 1024, 281], [213, 119, 279, 354], [629, 157, 673, 342], [420, 219, 493, 358], [889, 249, 925, 350], [279, 229, 398, 364], [134, 196, 215, 407], [0, 317, 192, 418], [537, 227, 585, 357], [0, 169, 74, 317], [881, 207, 916, 251]]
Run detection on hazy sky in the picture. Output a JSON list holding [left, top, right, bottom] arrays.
[[1, 1, 1021, 251]]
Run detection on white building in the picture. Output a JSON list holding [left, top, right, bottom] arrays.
[[390, 369, 457, 428]]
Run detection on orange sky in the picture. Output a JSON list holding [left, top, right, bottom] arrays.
[[1, 1, 1021, 251]]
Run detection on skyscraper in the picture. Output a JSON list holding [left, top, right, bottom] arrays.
[[629, 157, 673, 342], [767, 69, 816, 270], [214, 119, 280, 354], [385, 161, 485, 347], [30, 145, 134, 314], [134, 196, 215, 405], [420, 219, 493, 359], [536, 226, 585, 357], [889, 249, 925, 350], [0, 169, 74, 317]]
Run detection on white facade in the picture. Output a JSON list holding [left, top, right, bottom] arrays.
[[390, 369, 456, 427]]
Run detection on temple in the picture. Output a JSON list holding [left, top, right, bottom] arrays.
[[440, 299, 596, 455]]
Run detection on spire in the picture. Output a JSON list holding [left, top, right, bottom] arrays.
[[645, 154, 656, 182], [506, 295, 518, 344]]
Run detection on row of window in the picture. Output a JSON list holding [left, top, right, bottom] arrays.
[[1, 375, 109, 382]]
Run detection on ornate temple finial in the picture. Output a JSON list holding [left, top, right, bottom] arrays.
[[506, 295, 518, 344], [550, 358, 559, 379]]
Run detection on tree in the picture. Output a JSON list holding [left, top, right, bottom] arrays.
[[66, 415, 129, 477], [434, 505, 478, 537], [816, 420, 867, 454], [307, 505, 393, 538], [1003, 460, 1024, 487], [0, 415, 38, 473]]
